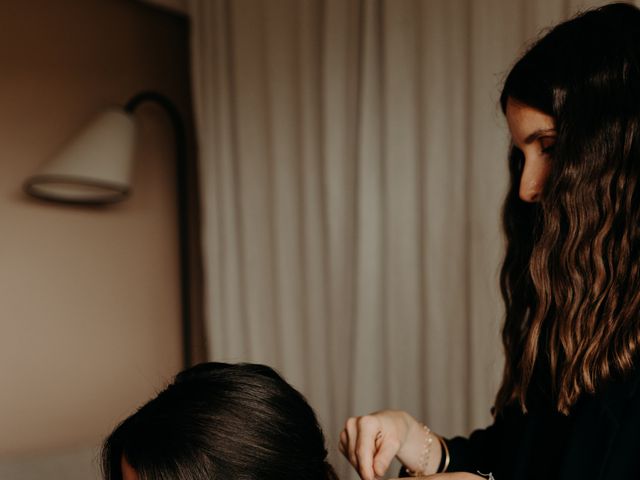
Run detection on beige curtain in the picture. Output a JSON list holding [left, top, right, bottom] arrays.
[[188, 0, 609, 478]]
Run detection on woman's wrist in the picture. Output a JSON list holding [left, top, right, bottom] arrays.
[[397, 414, 442, 476]]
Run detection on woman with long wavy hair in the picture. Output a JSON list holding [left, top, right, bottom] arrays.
[[340, 3, 640, 480]]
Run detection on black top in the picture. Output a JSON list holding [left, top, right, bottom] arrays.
[[441, 359, 640, 480]]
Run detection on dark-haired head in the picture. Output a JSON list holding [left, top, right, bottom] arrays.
[[497, 2, 640, 414], [102, 362, 338, 480]]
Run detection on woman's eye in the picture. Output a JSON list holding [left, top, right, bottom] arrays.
[[540, 137, 556, 155]]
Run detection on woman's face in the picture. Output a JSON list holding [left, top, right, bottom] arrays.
[[505, 97, 556, 202]]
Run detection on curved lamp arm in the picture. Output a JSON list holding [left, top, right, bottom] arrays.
[[125, 91, 197, 369]]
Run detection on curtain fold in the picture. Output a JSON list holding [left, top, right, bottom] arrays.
[[189, 1, 612, 478]]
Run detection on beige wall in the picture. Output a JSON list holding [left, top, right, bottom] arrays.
[[0, 0, 190, 456]]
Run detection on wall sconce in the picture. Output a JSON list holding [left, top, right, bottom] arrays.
[[23, 91, 201, 367]]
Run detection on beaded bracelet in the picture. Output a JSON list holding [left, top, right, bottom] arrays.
[[405, 424, 433, 477]]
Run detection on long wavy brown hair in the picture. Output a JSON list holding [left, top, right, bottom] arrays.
[[496, 2, 640, 414]]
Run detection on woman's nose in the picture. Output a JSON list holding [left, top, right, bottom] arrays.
[[519, 155, 551, 203]]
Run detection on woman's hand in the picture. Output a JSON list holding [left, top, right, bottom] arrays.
[[339, 410, 438, 480]]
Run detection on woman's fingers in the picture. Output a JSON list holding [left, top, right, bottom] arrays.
[[373, 434, 400, 477], [341, 415, 385, 480], [354, 416, 381, 480], [339, 429, 348, 455], [344, 417, 360, 469], [340, 411, 411, 480]]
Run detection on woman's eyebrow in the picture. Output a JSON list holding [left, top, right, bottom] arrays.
[[524, 128, 556, 145]]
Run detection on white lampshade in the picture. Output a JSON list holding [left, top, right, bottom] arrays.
[[24, 108, 137, 204]]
